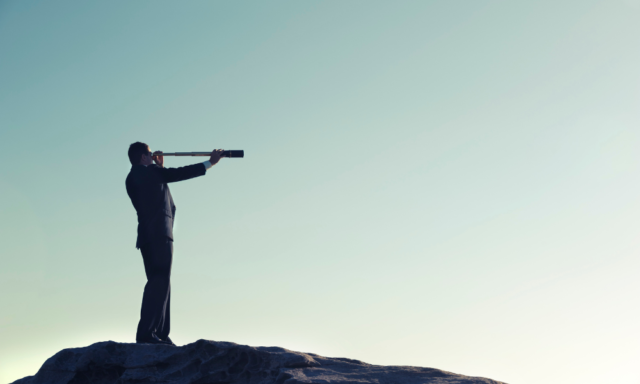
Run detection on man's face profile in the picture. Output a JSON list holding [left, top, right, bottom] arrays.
[[140, 146, 153, 166]]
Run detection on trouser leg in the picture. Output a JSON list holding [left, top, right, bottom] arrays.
[[136, 237, 173, 341], [157, 287, 171, 340]]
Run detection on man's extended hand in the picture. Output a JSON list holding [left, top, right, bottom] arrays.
[[209, 149, 224, 166], [152, 151, 164, 167]]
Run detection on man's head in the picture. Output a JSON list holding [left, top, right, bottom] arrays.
[[128, 142, 153, 165]]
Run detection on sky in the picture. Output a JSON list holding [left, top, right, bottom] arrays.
[[1, 1, 639, 383]]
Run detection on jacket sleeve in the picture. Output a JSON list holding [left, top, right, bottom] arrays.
[[154, 163, 207, 183]]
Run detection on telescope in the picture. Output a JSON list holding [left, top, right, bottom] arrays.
[[161, 150, 244, 158]]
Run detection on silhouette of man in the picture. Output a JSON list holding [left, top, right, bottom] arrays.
[[125, 142, 224, 345]]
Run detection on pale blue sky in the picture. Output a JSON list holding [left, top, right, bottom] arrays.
[[1, 1, 640, 383]]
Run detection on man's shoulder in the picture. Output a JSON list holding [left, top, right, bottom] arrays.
[[127, 165, 153, 183]]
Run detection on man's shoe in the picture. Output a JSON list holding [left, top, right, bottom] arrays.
[[136, 333, 172, 345], [162, 336, 176, 346]]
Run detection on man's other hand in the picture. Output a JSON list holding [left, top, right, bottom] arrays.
[[152, 151, 164, 167], [209, 149, 224, 166]]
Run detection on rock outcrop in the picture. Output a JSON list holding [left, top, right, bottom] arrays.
[[11, 339, 506, 384]]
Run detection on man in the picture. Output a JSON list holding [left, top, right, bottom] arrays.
[[125, 142, 224, 345]]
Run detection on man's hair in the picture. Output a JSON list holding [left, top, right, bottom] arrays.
[[128, 142, 149, 165]]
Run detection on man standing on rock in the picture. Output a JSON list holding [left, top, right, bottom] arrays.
[[125, 142, 224, 345]]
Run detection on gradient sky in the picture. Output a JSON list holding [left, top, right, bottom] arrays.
[[1, 1, 640, 383]]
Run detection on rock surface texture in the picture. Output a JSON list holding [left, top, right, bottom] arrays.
[[11, 339, 506, 384]]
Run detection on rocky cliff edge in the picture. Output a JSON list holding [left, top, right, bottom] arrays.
[[11, 339, 506, 384]]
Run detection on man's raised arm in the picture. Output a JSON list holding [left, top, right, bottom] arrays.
[[153, 149, 225, 183]]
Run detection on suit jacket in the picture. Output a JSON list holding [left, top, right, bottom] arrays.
[[126, 163, 206, 248]]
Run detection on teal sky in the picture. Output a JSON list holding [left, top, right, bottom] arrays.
[[1, 1, 639, 383]]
